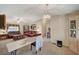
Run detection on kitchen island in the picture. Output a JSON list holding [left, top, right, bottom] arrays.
[[6, 37, 36, 55]]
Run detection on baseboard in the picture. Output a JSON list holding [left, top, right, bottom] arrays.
[[52, 42, 69, 48], [52, 42, 78, 54], [52, 42, 56, 45]]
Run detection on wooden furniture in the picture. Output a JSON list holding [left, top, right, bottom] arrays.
[[68, 14, 78, 54], [0, 34, 7, 40], [0, 15, 7, 40], [0, 15, 6, 29], [12, 34, 24, 41], [8, 31, 21, 38]]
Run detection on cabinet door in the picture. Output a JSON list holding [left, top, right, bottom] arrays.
[[76, 19, 79, 54], [69, 18, 78, 54], [69, 38, 77, 54], [77, 40, 79, 54]]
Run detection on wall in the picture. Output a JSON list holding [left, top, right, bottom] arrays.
[[19, 22, 24, 35], [34, 19, 42, 34], [50, 15, 69, 46], [34, 15, 69, 47]]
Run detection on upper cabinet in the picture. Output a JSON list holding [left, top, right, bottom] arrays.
[[68, 14, 78, 38], [70, 20, 76, 29], [68, 14, 79, 54], [70, 20, 76, 38]]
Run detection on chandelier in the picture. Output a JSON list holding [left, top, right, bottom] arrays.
[[43, 4, 51, 19]]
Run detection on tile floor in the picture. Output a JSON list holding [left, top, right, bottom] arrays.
[[0, 39, 75, 55]]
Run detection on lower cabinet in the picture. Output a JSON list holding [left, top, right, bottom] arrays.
[[77, 40, 79, 54], [69, 38, 78, 54]]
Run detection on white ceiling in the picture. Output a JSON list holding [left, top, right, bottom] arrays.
[[0, 4, 79, 23]]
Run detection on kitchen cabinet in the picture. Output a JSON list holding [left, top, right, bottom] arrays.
[[68, 15, 79, 54]]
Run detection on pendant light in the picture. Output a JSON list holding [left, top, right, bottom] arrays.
[[43, 4, 51, 19]]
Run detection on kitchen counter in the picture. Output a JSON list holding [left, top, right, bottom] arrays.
[[6, 37, 36, 53]]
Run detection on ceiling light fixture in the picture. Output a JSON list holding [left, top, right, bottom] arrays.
[[17, 18, 22, 23], [43, 4, 51, 19]]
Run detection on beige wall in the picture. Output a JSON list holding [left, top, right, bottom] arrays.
[[35, 15, 69, 47], [49, 13, 79, 54], [50, 15, 68, 46], [19, 22, 24, 35]]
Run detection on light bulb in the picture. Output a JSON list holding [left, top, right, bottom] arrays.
[[43, 14, 51, 19]]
